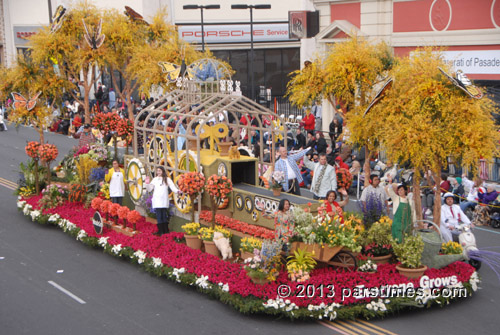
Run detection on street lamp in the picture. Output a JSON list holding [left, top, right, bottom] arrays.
[[183, 4, 220, 52], [231, 4, 271, 101]]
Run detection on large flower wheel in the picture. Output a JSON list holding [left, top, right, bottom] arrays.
[[147, 135, 172, 167], [173, 175, 192, 213], [126, 158, 147, 203]]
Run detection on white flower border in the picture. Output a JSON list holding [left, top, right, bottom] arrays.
[[17, 197, 480, 320]]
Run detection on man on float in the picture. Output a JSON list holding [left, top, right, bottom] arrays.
[[440, 192, 472, 243], [275, 146, 311, 195]]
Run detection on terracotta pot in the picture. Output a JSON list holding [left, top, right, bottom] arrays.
[[371, 254, 392, 264], [396, 264, 428, 279], [185, 235, 203, 250], [272, 188, 281, 197], [203, 240, 221, 258], [241, 251, 254, 260], [218, 142, 232, 156]]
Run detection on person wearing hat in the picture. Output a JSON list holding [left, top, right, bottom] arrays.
[[450, 177, 465, 204], [441, 192, 471, 243], [386, 178, 416, 243], [78, 124, 95, 148]]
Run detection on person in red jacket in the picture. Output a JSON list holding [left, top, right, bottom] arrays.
[[301, 109, 315, 132]]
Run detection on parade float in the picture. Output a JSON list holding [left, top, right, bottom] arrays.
[[15, 59, 480, 321]]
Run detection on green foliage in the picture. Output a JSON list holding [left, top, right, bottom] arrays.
[[363, 217, 393, 247], [392, 235, 425, 268], [17, 160, 47, 193], [287, 248, 317, 273]]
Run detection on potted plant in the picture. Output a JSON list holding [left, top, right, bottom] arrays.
[[286, 248, 317, 282], [269, 170, 284, 196], [205, 175, 233, 227], [199, 227, 220, 257], [393, 234, 427, 278], [240, 237, 263, 260], [244, 240, 282, 285], [181, 222, 202, 250], [38, 143, 58, 186], [361, 217, 394, 264]]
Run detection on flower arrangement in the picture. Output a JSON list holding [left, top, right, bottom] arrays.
[[199, 211, 274, 239], [25, 141, 40, 159], [361, 218, 393, 257], [18, 196, 479, 321], [38, 143, 58, 163], [358, 259, 378, 273], [127, 210, 141, 230], [109, 203, 121, 218], [205, 175, 233, 225], [178, 172, 206, 196], [68, 184, 87, 203], [269, 170, 285, 189], [360, 193, 385, 229], [240, 237, 263, 253], [182, 222, 201, 236], [116, 118, 134, 139], [100, 200, 113, 220], [74, 145, 90, 157], [117, 206, 130, 224], [362, 243, 393, 257], [98, 182, 110, 200], [441, 241, 463, 255], [90, 167, 107, 183], [92, 112, 121, 134], [392, 235, 425, 269], [214, 225, 232, 239], [287, 248, 317, 282], [244, 240, 282, 283], [88, 143, 108, 161], [199, 227, 215, 241], [39, 184, 68, 209], [76, 154, 99, 185], [336, 168, 353, 190], [205, 175, 233, 200], [91, 197, 103, 211]]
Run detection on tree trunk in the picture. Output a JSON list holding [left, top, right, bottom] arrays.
[[190, 194, 196, 223], [210, 197, 217, 229], [363, 146, 371, 187], [431, 167, 442, 227], [46, 162, 51, 186], [413, 174, 423, 228], [113, 134, 118, 160], [34, 159, 40, 195]]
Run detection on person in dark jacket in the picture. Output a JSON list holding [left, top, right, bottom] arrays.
[[315, 131, 328, 154], [329, 118, 342, 144], [450, 177, 465, 204], [294, 128, 306, 150], [305, 131, 316, 151]]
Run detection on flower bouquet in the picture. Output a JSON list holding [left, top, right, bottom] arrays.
[[336, 168, 353, 190], [244, 240, 282, 284], [199, 227, 215, 241], [127, 210, 142, 230], [441, 241, 463, 255], [240, 237, 263, 253], [178, 171, 205, 222], [117, 206, 130, 228], [205, 175, 233, 227], [39, 184, 68, 210], [181, 222, 201, 236]]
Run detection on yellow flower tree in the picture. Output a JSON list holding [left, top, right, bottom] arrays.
[[375, 48, 499, 225], [103, 8, 203, 121], [29, 1, 107, 123], [288, 36, 393, 182], [1, 55, 69, 143]]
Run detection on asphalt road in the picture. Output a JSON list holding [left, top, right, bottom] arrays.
[[1, 126, 499, 335]]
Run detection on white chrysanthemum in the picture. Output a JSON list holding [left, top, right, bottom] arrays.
[[76, 229, 87, 241], [152, 257, 163, 268], [470, 272, 480, 291], [30, 210, 41, 221], [48, 214, 60, 222], [98, 236, 109, 247], [23, 204, 32, 215], [133, 250, 147, 264], [17, 200, 26, 208], [195, 275, 211, 289], [111, 244, 122, 254]]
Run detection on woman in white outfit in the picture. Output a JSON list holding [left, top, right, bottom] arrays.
[[105, 160, 125, 205], [145, 166, 180, 235]]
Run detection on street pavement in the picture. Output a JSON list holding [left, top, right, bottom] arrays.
[[1, 126, 499, 334]]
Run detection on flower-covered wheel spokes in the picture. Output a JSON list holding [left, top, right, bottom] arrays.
[[330, 251, 357, 272], [126, 159, 146, 203], [147, 135, 167, 166], [251, 209, 259, 222]]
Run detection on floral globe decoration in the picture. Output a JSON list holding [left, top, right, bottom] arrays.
[[336, 168, 353, 190], [25, 141, 41, 160], [38, 143, 58, 163], [205, 174, 233, 226], [100, 200, 113, 220], [91, 197, 104, 211], [127, 210, 142, 230], [92, 112, 122, 158], [117, 118, 134, 139], [178, 171, 206, 222]]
